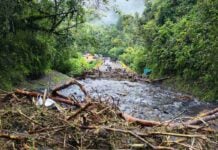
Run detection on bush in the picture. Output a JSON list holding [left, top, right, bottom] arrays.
[[0, 31, 51, 89], [68, 57, 93, 77]]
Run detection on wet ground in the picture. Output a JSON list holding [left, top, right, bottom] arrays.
[[60, 78, 216, 121], [99, 58, 122, 72], [60, 58, 216, 121]]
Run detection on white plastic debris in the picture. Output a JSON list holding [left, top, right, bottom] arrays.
[[36, 96, 43, 106], [34, 96, 65, 112], [44, 98, 56, 107], [36, 96, 56, 107]]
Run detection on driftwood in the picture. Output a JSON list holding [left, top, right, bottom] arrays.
[[15, 88, 218, 128], [199, 108, 218, 117], [15, 88, 164, 127], [121, 108, 218, 128], [121, 113, 162, 127], [15, 79, 89, 107], [4, 124, 208, 150], [79, 125, 175, 150], [14, 78, 218, 129], [84, 69, 170, 84], [52, 79, 88, 96], [184, 112, 218, 126], [14, 88, 163, 127], [2, 81, 218, 149], [67, 102, 92, 120], [15, 89, 76, 106]]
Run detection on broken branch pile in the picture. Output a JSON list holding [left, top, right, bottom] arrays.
[[0, 79, 217, 149], [82, 69, 170, 83]]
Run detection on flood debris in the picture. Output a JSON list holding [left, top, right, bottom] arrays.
[[82, 68, 170, 84], [0, 79, 218, 149]]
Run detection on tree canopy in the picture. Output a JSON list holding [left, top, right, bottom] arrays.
[[0, 0, 105, 88]]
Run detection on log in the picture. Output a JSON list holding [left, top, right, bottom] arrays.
[[15, 89, 40, 97], [184, 112, 218, 126], [150, 77, 170, 83], [15, 89, 77, 106], [52, 79, 88, 96], [121, 107, 218, 127], [67, 102, 92, 120], [121, 113, 162, 127], [169, 107, 218, 128], [199, 108, 218, 117]]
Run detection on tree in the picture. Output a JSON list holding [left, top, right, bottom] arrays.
[[0, 0, 107, 89]]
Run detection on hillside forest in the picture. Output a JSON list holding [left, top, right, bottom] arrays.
[[0, 0, 217, 101]]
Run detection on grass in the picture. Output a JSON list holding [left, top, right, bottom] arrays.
[[163, 76, 218, 102]]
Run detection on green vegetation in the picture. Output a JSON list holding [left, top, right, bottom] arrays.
[[0, 0, 103, 89], [0, 0, 217, 101], [67, 56, 99, 77], [73, 0, 218, 100], [72, 0, 217, 101], [138, 0, 218, 101]]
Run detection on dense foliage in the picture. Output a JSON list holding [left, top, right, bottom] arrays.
[[137, 0, 218, 100], [140, 0, 218, 100], [0, 0, 104, 89]]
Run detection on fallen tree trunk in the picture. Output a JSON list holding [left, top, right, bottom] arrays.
[[52, 79, 88, 96]]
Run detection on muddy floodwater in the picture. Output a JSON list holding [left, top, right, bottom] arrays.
[[60, 78, 215, 121], [58, 58, 217, 121]]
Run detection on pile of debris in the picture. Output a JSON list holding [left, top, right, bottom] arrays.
[[0, 79, 217, 149], [81, 69, 169, 84]]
